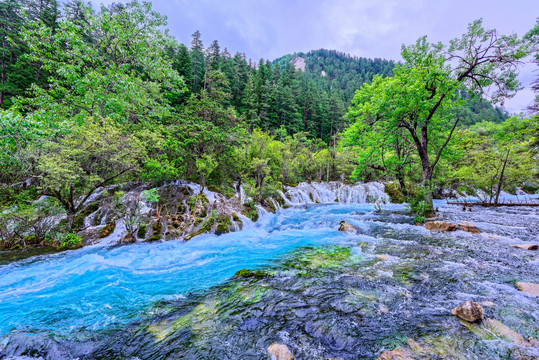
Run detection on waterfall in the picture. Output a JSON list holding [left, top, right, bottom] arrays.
[[284, 181, 389, 204]]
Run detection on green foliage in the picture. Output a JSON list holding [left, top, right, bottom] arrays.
[[18, 0, 184, 125], [59, 233, 82, 249], [449, 117, 538, 199], [346, 19, 528, 209], [141, 189, 160, 204], [38, 118, 146, 219]]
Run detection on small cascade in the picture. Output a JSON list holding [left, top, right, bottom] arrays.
[[233, 182, 247, 204], [237, 213, 255, 230], [284, 181, 389, 204], [165, 180, 217, 203], [269, 197, 281, 211]]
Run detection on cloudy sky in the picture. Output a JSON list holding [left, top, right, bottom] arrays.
[[87, 0, 538, 113]]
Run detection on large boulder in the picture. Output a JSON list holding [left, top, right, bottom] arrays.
[[515, 282, 539, 296], [451, 300, 484, 322], [267, 343, 294, 360], [425, 221, 458, 232], [458, 222, 480, 234], [339, 221, 355, 233]]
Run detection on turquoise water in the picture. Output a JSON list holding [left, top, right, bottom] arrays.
[[0, 203, 395, 337]]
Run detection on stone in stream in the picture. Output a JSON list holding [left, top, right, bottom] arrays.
[[511, 244, 539, 251], [377, 348, 414, 360], [458, 222, 480, 234], [424, 221, 458, 232], [267, 343, 294, 360], [515, 282, 539, 296], [338, 221, 355, 232], [451, 300, 484, 322]]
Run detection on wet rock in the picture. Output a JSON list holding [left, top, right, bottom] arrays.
[[451, 300, 484, 322], [338, 221, 355, 232], [377, 348, 414, 360], [511, 244, 538, 251], [515, 282, 539, 296], [424, 221, 457, 232], [121, 234, 136, 244], [480, 301, 496, 307], [458, 221, 480, 234], [267, 343, 294, 360], [234, 269, 272, 278], [99, 221, 116, 238], [482, 318, 526, 345]]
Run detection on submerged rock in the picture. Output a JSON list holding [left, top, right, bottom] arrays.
[[511, 244, 539, 250], [458, 221, 480, 234], [267, 343, 294, 360], [451, 300, 484, 322], [515, 282, 539, 296], [338, 221, 355, 232], [234, 269, 272, 279], [377, 348, 414, 360], [424, 221, 457, 232]]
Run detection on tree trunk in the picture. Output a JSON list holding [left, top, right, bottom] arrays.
[[396, 170, 407, 197], [494, 150, 510, 206], [419, 151, 434, 214]]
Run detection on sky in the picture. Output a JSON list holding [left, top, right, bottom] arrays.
[[87, 0, 539, 114]]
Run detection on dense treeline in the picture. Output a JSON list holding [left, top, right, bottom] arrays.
[[0, 0, 537, 249]]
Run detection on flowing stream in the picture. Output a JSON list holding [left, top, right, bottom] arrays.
[[0, 194, 538, 359]]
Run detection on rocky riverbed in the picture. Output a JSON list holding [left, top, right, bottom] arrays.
[[1, 197, 537, 359]]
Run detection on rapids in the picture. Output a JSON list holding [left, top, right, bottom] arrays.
[[0, 195, 538, 359]]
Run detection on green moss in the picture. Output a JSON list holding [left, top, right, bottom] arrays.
[[151, 221, 163, 236], [148, 301, 219, 341], [282, 204, 291, 209], [146, 235, 162, 242], [234, 269, 273, 278], [137, 224, 147, 239], [309, 192, 314, 202], [284, 246, 354, 272], [72, 202, 100, 230], [99, 222, 116, 238]]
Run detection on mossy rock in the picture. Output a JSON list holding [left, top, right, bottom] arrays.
[[286, 246, 353, 271], [215, 222, 230, 235], [137, 224, 147, 239], [146, 235, 162, 242], [57, 242, 83, 251], [152, 221, 163, 235], [232, 212, 240, 222], [99, 222, 116, 238], [309, 192, 314, 202], [282, 204, 291, 209], [73, 202, 100, 230], [234, 269, 273, 279], [9, 244, 23, 251], [184, 228, 208, 241], [176, 203, 187, 215]]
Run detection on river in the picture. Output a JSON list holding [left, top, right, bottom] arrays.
[[0, 195, 538, 359]]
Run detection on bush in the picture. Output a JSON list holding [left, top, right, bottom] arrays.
[[58, 233, 82, 249]]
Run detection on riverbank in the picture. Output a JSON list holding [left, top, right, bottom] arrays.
[[1, 198, 538, 359]]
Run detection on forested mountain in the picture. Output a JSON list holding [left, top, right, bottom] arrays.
[[274, 50, 395, 101], [274, 49, 509, 125]]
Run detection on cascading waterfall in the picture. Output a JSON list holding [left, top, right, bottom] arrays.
[[283, 181, 389, 204]]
